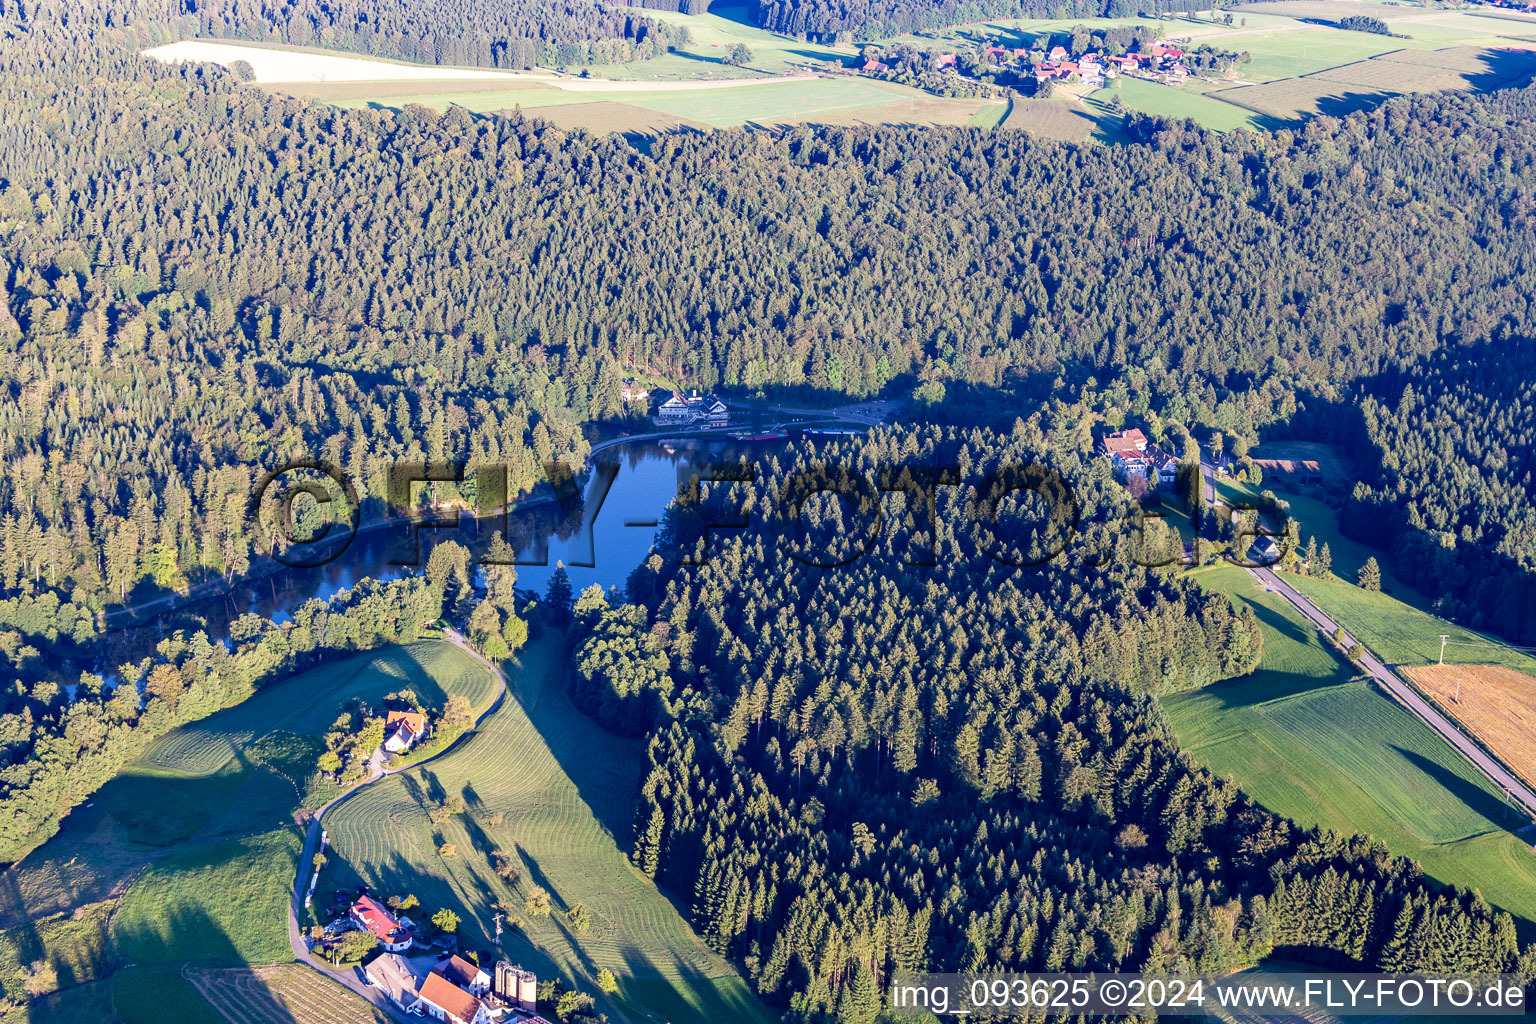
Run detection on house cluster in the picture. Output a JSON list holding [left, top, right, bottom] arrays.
[[653, 389, 730, 428], [383, 709, 430, 755], [855, 37, 1207, 88], [1098, 428, 1179, 487], [1031, 42, 1189, 86], [367, 952, 550, 1024]]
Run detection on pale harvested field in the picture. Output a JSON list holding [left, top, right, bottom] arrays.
[[805, 94, 992, 127], [1235, 0, 1429, 21], [523, 100, 707, 134], [144, 40, 544, 83], [1380, 42, 1536, 72], [1310, 56, 1487, 91], [1402, 663, 1536, 788]]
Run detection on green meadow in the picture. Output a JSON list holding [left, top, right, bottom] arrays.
[[323, 631, 777, 1024], [1165, 565, 1536, 934], [0, 642, 500, 1023], [1288, 574, 1536, 673]]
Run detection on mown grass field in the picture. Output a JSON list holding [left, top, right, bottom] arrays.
[[114, 828, 301, 967], [187, 963, 389, 1024], [0, 642, 501, 1022], [1089, 76, 1270, 131], [1165, 565, 1536, 933], [0, 642, 495, 935], [323, 631, 776, 1024], [112, 963, 226, 1024], [596, 4, 853, 78], [1288, 574, 1536, 672], [1001, 96, 1098, 139]]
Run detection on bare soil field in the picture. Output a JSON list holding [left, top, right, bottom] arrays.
[[1402, 663, 1536, 788]]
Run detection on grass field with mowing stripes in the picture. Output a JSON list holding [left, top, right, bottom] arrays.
[[1165, 565, 1536, 935], [323, 631, 777, 1024], [187, 963, 389, 1024]]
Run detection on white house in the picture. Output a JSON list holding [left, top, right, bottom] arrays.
[[652, 390, 730, 428], [411, 972, 492, 1024], [349, 896, 413, 952], [365, 953, 423, 1008], [382, 709, 428, 754], [434, 955, 491, 997]]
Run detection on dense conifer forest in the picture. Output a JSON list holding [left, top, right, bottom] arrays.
[[4, 0, 1536, 639], [1342, 337, 1536, 645], [177, 0, 691, 69], [1, 6, 1535, 1012], [564, 427, 1533, 1018]]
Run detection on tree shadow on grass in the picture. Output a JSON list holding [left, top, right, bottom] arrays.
[[1392, 745, 1532, 837]]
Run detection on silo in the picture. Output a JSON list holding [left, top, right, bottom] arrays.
[[516, 968, 537, 1011], [494, 961, 516, 1001]]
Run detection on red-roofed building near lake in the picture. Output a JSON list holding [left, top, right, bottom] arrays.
[[349, 896, 413, 952], [383, 709, 429, 754]]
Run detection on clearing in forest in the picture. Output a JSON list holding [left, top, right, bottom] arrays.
[[322, 631, 777, 1024]]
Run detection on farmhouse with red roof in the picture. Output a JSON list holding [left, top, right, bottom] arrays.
[[349, 895, 413, 952], [412, 971, 492, 1024]]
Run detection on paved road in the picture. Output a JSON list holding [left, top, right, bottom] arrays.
[[284, 631, 510, 1017], [1249, 566, 1536, 821]]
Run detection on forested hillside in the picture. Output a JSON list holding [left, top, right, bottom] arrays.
[[564, 428, 1532, 1018], [177, 0, 690, 69], [1342, 337, 1536, 645], [0, 575, 442, 860], [5, 0, 1536, 629]]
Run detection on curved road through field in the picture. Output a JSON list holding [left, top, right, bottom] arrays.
[[283, 630, 509, 1020], [1249, 565, 1536, 822]]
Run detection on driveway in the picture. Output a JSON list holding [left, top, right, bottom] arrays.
[[285, 632, 510, 1016]]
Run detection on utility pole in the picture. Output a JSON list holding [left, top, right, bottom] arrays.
[[494, 911, 504, 942], [1439, 634, 1449, 665]]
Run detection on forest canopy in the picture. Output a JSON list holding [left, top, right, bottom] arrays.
[[4, 0, 1536, 630], [571, 428, 1533, 1018]]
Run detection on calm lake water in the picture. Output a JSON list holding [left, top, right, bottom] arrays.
[[102, 440, 768, 662]]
